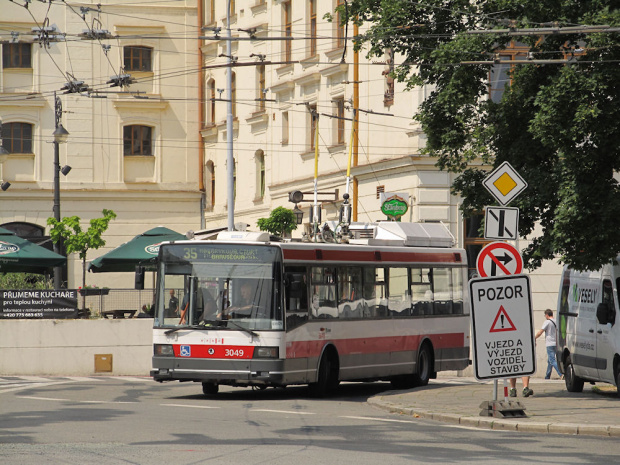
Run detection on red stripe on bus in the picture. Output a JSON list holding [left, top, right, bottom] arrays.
[[173, 344, 253, 359], [285, 333, 465, 359], [282, 248, 461, 264]]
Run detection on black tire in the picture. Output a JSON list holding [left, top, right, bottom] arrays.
[[564, 355, 584, 393], [412, 344, 432, 387], [616, 368, 620, 398], [202, 382, 219, 396], [308, 353, 339, 397]]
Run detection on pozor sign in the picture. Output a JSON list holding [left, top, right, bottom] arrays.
[[469, 275, 536, 380]]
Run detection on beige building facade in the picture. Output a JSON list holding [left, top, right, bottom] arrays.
[[0, 1, 202, 288], [0, 1, 559, 319], [199, 1, 559, 319]]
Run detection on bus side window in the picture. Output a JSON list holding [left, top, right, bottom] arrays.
[[452, 268, 464, 315], [338, 266, 363, 319], [284, 266, 308, 331], [364, 267, 386, 318], [410, 267, 432, 316], [388, 267, 411, 317], [311, 267, 337, 319], [431, 268, 453, 315]]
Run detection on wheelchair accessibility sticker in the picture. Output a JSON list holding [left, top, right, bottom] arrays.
[[180, 345, 191, 357]]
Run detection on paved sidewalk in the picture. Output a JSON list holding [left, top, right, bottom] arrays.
[[368, 377, 620, 437]]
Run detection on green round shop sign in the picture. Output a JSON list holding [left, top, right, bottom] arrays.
[[381, 195, 408, 220]]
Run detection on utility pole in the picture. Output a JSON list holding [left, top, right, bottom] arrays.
[[52, 92, 63, 289], [226, 0, 235, 231]]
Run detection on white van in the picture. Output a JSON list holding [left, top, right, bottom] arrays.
[[557, 263, 620, 395]]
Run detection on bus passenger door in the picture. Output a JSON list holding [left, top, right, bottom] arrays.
[[284, 268, 310, 383]]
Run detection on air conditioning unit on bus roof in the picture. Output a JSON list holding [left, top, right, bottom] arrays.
[[349, 222, 454, 248], [216, 231, 271, 242]]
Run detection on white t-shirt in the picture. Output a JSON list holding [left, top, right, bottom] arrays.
[[542, 318, 557, 347]]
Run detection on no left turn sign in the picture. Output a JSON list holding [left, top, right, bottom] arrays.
[[476, 241, 523, 277]]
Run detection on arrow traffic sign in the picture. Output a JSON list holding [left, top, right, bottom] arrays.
[[476, 241, 523, 277]]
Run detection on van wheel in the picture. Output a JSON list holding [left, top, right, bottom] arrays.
[[412, 344, 432, 387], [202, 382, 219, 396], [616, 369, 620, 397], [564, 355, 584, 393]]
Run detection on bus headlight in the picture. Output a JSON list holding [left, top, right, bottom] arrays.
[[254, 347, 279, 359], [154, 344, 174, 356]]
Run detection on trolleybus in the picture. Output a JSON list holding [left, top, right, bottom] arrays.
[[149, 222, 470, 396]]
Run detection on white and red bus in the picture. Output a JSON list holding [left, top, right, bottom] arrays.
[[150, 222, 470, 396]]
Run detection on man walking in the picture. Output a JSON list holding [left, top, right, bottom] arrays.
[[536, 309, 563, 379]]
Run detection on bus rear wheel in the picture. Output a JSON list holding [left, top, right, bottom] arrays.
[[412, 344, 432, 387], [202, 382, 219, 396], [564, 355, 584, 393]]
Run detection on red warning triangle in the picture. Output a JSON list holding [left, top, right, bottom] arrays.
[[489, 305, 517, 332]]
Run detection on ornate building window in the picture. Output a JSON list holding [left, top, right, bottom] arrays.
[[124, 46, 152, 72], [1, 122, 33, 153], [123, 125, 153, 155], [2, 43, 31, 68]]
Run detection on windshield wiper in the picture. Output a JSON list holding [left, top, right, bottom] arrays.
[[226, 319, 258, 337], [164, 323, 213, 335]]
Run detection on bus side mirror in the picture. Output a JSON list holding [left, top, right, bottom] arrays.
[[596, 302, 610, 325], [135, 266, 145, 290]]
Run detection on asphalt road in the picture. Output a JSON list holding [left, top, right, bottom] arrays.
[[2, 376, 619, 465]]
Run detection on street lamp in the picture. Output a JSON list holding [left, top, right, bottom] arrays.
[[0, 120, 10, 190], [293, 204, 304, 225], [53, 92, 70, 289]]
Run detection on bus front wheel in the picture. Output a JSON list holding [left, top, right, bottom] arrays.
[[202, 382, 219, 396], [308, 353, 339, 397]]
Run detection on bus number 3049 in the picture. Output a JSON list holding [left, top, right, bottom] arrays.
[[225, 348, 245, 357]]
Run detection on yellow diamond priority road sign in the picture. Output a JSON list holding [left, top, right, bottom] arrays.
[[483, 161, 527, 206]]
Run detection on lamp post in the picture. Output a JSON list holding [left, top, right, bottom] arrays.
[[52, 92, 69, 289], [0, 120, 10, 190]]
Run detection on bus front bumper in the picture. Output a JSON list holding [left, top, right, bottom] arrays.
[[151, 356, 286, 386]]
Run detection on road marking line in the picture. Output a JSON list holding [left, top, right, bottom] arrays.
[[0, 380, 77, 395], [81, 400, 137, 404], [112, 377, 153, 383], [251, 409, 315, 415], [341, 415, 417, 424], [161, 403, 220, 409], [19, 396, 69, 402]]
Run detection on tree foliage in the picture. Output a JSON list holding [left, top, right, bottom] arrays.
[[344, 0, 620, 270], [47, 209, 117, 292], [257, 207, 298, 237]]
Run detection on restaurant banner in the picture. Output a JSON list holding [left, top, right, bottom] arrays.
[[0, 290, 78, 319]]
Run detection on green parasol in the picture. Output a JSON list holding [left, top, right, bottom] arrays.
[[88, 226, 186, 273]]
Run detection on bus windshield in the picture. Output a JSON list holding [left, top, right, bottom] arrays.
[[154, 243, 283, 331]]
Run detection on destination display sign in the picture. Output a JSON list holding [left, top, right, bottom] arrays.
[[0, 290, 78, 319], [162, 244, 279, 263]]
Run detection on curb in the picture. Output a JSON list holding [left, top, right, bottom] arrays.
[[367, 396, 617, 437]]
